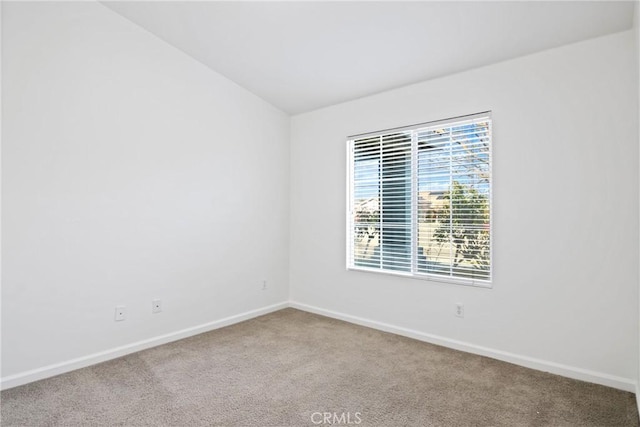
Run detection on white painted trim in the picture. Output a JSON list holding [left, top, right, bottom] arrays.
[[289, 301, 637, 393], [3, 300, 636, 394], [0, 302, 288, 391], [636, 383, 640, 417]]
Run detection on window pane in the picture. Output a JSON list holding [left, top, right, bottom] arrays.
[[353, 138, 381, 268], [380, 133, 411, 272], [417, 121, 490, 280]]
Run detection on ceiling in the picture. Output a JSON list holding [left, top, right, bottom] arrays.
[[102, 1, 636, 115]]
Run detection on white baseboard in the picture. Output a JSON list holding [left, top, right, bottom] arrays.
[[289, 301, 637, 393], [3, 300, 636, 395], [0, 302, 288, 391]]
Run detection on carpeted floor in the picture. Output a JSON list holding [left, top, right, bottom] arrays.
[[1, 308, 638, 426]]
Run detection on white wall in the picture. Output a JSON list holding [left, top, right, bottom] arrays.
[[290, 30, 639, 390], [635, 0, 640, 404], [0, 0, 4, 383], [1, 2, 290, 384]]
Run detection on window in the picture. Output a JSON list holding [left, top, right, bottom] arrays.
[[347, 112, 492, 286]]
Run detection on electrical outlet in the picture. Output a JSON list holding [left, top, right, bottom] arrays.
[[152, 299, 162, 314], [455, 303, 464, 318], [115, 306, 126, 321]]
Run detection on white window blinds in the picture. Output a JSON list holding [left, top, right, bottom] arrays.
[[347, 112, 492, 286]]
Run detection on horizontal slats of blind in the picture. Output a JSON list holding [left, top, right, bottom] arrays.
[[348, 112, 491, 285]]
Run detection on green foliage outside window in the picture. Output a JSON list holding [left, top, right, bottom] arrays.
[[432, 180, 490, 275]]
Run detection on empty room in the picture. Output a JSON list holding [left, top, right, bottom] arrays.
[[1, 1, 640, 426]]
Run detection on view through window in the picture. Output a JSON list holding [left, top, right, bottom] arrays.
[[347, 112, 492, 285]]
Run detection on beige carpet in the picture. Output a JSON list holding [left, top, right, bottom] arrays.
[[1, 308, 638, 426]]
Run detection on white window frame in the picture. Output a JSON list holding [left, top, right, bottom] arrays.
[[346, 112, 492, 287]]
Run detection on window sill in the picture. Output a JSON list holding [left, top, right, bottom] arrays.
[[347, 266, 492, 288]]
